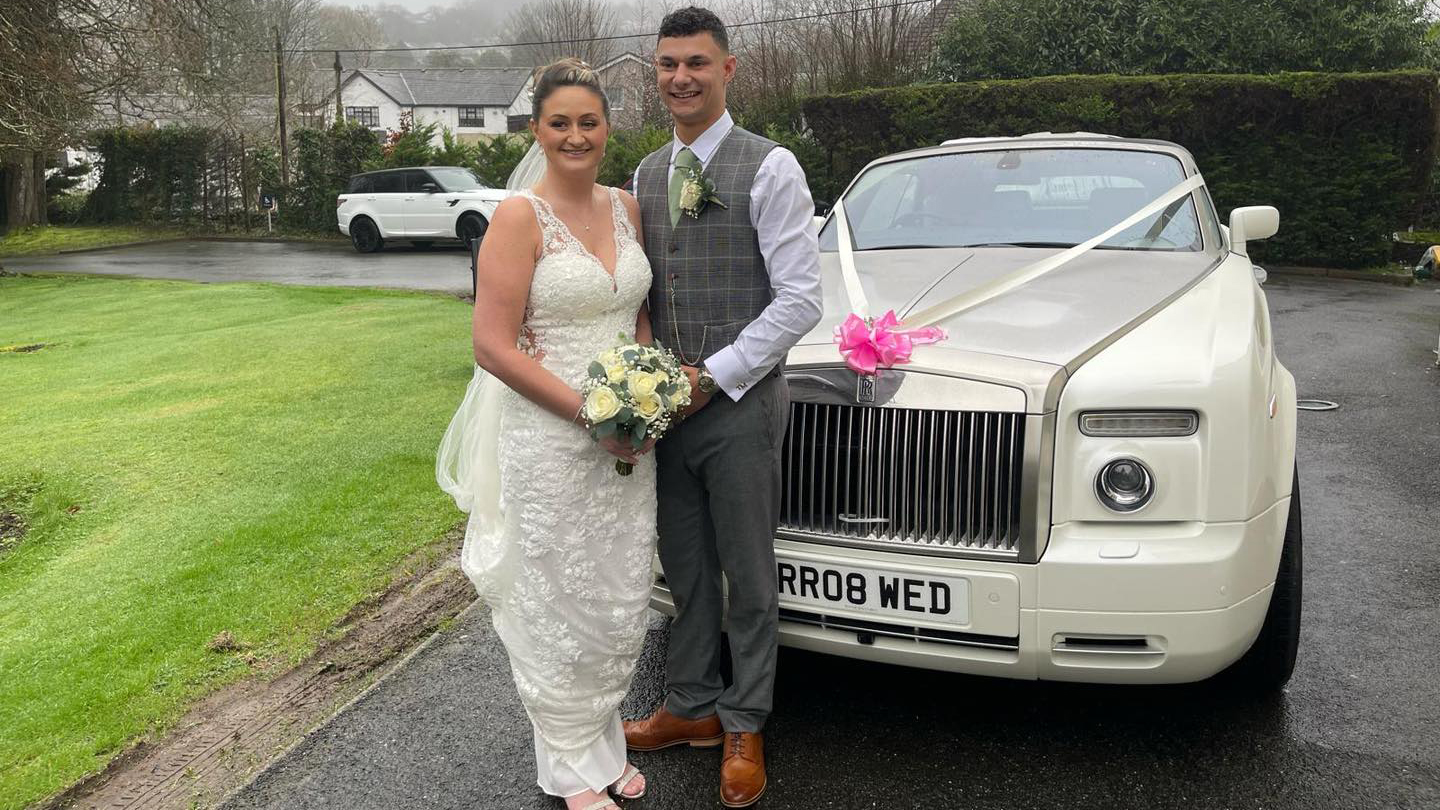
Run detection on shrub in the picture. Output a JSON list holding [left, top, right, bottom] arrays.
[[83, 126, 213, 224], [802, 70, 1440, 268], [473, 134, 533, 187], [291, 120, 383, 232], [598, 129, 672, 188]]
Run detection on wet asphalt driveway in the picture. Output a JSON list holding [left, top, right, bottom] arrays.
[[206, 271, 1440, 809], [3, 239, 476, 295]]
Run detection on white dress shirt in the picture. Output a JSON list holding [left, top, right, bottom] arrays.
[[648, 109, 823, 401]]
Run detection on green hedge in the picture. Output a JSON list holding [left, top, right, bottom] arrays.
[[802, 71, 1440, 268], [84, 127, 213, 224]]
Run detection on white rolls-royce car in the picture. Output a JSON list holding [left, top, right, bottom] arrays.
[[650, 133, 1301, 691], [336, 166, 509, 253]]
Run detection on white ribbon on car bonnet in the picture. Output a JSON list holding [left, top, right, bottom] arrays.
[[831, 173, 1209, 332]]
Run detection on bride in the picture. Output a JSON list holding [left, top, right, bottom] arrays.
[[437, 59, 657, 810]]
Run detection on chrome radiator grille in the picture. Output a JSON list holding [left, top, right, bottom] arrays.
[[780, 403, 1026, 553]]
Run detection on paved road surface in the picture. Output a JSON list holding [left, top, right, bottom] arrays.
[[205, 274, 1439, 808], [5, 240, 475, 295]]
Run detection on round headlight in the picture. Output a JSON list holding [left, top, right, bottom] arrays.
[[1095, 458, 1154, 512]]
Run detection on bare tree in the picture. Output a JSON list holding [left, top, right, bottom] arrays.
[[0, 0, 219, 231], [719, 0, 929, 125], [505, 0, 619, 68]]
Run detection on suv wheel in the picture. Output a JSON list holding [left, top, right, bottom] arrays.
[[351, 217, 383, 253], [457, 213, 488, 246], [1222, 464, 1303, 694]]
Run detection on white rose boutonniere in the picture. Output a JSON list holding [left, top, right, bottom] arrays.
[[678, 166, 727, 219]]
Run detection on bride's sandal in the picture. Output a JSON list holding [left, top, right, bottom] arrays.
[[610, 763, 646, 800], [580, 800, 620, 810]]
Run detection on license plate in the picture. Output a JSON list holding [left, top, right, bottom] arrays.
[[776, 560, 971, 626]]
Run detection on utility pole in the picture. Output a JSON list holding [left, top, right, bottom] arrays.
[[334, 51, 344, 124], [274, 26, 289, 186]]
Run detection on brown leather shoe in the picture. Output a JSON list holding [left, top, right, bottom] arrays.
[[623, 705, 724, 751], [720, 731, 766, 807]]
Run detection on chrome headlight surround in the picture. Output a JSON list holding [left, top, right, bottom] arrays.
[[1094, 457, 1155, 513], [1079, 410, 1198, 437]]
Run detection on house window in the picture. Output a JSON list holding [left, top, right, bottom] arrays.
[[605, 87, 627, 110], [459, 106, 485, 127], [345, 106, 379, 127]]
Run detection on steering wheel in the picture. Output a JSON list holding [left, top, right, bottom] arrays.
[[894, 211, 956, 227]]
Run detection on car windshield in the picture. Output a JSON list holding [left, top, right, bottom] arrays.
[[819, 148, 1207, 252], [427, 167, 488, 191]]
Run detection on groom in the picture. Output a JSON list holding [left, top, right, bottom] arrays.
[[623, 6, 822, 808]]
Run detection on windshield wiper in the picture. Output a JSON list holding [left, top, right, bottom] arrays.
[[859, 243, 948, 250], [958, 241, 1076, 249]]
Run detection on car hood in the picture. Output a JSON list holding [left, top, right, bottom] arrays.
[[798, 246, 1221, 370]]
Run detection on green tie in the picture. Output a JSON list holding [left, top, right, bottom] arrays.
[[668, 147, 701, 227]]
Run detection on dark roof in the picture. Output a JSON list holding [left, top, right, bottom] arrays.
[[342, 68, 532, 107]]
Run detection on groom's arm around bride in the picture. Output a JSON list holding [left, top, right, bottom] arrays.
[[625, 6, 823, 808]]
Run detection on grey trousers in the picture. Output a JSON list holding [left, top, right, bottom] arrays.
[[656, 370, 789, 733]]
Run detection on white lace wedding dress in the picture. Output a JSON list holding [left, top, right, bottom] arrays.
[[437, 187, 657, 797]]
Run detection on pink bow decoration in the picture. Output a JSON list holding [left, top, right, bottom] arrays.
[[834, 310, 946, 375]]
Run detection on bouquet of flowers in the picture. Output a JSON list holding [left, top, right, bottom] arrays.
[[581, 337, 692, 475]]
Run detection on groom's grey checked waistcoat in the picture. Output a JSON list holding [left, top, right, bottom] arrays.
[[637, 126, 779, 365]]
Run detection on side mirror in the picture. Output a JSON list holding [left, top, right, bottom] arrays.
[[814, 200, 832, 217], [420, 182, 440, 193], [1228, 206, 1278, 258]]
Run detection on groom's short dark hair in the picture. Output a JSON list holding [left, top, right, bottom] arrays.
[[658, 6, 729, 52]]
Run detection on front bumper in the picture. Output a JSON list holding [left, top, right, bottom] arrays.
[[649, 496, 1289, 684]]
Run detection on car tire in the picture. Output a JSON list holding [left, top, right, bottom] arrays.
[[457, 212, 488, 247], [350, 217, 384, 253], [1222, 464, 1303, 694], [410, 240, 433, 249]]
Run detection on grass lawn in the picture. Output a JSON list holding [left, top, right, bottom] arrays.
[[0, 224, 192, 257], [0, 274, 474, 810], [0, 224, 344, 258]]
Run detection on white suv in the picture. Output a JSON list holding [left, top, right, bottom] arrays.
[[336, 166, 510, 253]]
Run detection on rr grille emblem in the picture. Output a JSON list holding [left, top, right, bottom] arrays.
[[856, 373, 876, 404]]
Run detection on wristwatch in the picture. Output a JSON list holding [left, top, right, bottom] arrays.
[[696, 366, 719, 395]]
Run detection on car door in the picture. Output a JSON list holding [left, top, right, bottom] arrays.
[[402, 169, 453, 237], [369, 171, 406, 237]]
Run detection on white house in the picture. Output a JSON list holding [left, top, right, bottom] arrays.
[[329, 68, 534, 143]]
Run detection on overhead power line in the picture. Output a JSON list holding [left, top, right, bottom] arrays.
[[291, 0, 938, 54]]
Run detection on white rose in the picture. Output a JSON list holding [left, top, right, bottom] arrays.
[[627, 370, 659, 398], [604, 360, 627, 384], [634, 394, 663, 422], [584, 386, 622, 423], [680, 179, 702, 211]]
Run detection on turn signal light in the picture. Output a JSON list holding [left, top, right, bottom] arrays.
[[1079, 411, 1197, 437]]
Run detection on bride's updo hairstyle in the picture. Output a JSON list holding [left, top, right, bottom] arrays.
[[530, 58, 610, 121]]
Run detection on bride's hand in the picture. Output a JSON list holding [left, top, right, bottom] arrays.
[[598, 436, 640, 464]]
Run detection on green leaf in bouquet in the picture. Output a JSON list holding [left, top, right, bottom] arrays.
[[596, 420, 618, 439], [588, 361, 606, 379], [615, 406, 633, 423], [630, 430, 647, 451]]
